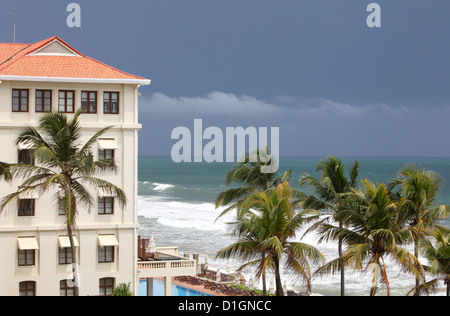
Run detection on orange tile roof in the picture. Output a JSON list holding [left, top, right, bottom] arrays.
[[0, 36, 149, 84], [0, 43, 30, 65]]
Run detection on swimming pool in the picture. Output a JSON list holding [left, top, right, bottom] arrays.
[[138, 279, 213, 297]]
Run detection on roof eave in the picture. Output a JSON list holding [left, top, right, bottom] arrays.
[[0, 75, 151, 86]]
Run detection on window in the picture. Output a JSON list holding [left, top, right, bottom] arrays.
[[58, 236, 79, 264], [81, 91, 97, 113], [19, 281, 36, 296], [12, 89, 29, 112], [98, 246, 114, 263], [18, 249, 35, 266], [35, 90, 52, 112], [18, 199, 35, 216], [98, 138, 118, 162], [103, 92, 119, 114], [59, 248, 73, 265], [59, 90, 75, 113], [98, 197, 114, 215], [18, 149, 34, 165], [60, 280, 75, 296], [99, 278, 115, 296], [99, 149, 115, 162]]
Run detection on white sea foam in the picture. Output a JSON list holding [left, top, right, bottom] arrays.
[[152, 183, 175, 191], [138, 196, 232, 232]]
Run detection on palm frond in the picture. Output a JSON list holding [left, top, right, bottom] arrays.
[[216, 240, 261, 261], [59, 188, 78, 226], [288, 241, 325, 266], [0, 162, 12, 181], [345, 243, 371, 271], [390, 246, 426, 282], [77, 125, 113, 157], [406, 279, 440, 296], [314, 256, 346, 277], [77, 176, 127, 208]]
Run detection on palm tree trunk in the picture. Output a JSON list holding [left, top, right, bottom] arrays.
[[262, 272, 267, 296], [380, 256, 390, 296], [67, 224, 79, 296], [339, 236, 345, 296], [413, 238, 419, 296], [261, 252, 267, 296], [445, 277, 449, 297], [273, 256, 284, 296], [338, 220, 345, 296]]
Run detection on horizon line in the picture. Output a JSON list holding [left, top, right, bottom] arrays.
[[138, 155, 450, 159]]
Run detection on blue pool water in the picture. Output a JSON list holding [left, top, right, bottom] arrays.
[[138, 279, 213, 297]]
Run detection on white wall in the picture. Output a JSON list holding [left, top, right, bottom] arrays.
[[0, 80, 141, 296]]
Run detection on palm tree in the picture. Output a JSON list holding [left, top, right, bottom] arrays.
[[298, 155, 359, 296], [0, 110, 126, 296], [413, 227, 450, 296], [218, 182, 324, 296], [318, 179, 425, 296], [389, 165, 450, 295], [0, 162, 12, 181], [215, 148, 292, 294], [216, 210, 273, 296], [215, 147, 292, 220]]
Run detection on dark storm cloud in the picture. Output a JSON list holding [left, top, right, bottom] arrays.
[[1, 1, 449, 157]]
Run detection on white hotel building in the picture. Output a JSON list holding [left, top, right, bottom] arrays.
[[0, 36, 151, 296]]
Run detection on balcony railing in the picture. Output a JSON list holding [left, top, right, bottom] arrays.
[[137, 251, 197, 278]]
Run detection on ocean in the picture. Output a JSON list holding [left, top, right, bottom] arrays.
[[137, 157, 450, 296]]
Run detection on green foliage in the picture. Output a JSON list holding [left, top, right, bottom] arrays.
[[112, 283, 134, 296], [219, 156, 450, 296], [298, 155, 360, 296], [229, 284, 274, 296], [0, 162, 12, 182], [217, 181, 324, 296], [215, 147, 292, 220], [408, 228, 450, 296]]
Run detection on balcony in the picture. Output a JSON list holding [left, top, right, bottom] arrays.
[[137, 236, 197, 279], [137, 251, 197, 278]]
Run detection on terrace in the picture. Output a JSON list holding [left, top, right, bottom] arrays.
[[136, 236, 197, 296]]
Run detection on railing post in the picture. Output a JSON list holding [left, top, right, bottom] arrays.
[[146, 277, 153, 296], [164, 276, 171, 296]]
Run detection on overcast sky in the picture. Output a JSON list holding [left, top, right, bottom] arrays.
[[1, 0, 450, 157]]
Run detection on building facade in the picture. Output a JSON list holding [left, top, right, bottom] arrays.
[[0, 37, 150, 296]]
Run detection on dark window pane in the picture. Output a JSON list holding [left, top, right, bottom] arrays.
[[59, 91, 75, 113], [36, 90, 52, 112], [18, 199, 35, 216], [12, 89, 29, 112]]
